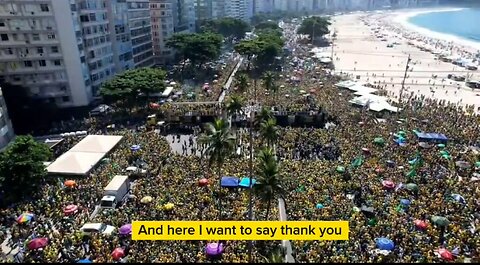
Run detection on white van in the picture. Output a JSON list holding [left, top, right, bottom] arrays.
[[80, 223, 115, 236]]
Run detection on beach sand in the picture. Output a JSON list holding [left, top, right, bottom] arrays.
[[332, 9, 480, 112]]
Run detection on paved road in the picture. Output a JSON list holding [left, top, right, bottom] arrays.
[[278, 198, 295, 263], [218, 57, 244, 103]]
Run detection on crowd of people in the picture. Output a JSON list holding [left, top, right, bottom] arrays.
[[0, 19, 479, 264]]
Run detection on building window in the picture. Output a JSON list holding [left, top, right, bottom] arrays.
[[39, 60, 46, 67], [62, 96, 70, 102], [40, 4, 50, 12], [51, 46, 58, 53], [47, 33, 56, 39], [37, 47, 44, 54], [24, 61, 33, 67], [53, 60, 61, 66], [0, 20, 5, 27], [32, 34, 40, 41], [0, 34, 8, 41], [7, 48, 13, 55]]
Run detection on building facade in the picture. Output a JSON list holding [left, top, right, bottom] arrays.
[[0, 0, 154, 108], [0, 87, 14, 150], [225, 0, 249, 21]]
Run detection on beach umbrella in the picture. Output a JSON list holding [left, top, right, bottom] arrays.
[[77, 259, 92, 263], [431, 216, 449, 227], [27, 238, 48, 250], [451, 194, 466, 204], [374, 137, 385, 146], [316, 203, 324, 209], [386, 160, 395, 167], [64, 180, 76, 188], [455, 161, 470, 169], [205, 243, 224, 256], [400, 199, 411, 206], [414, 219, 428, 230], [362, 148, 370, 155], [119, 224, 132, 236], [375, 238, 394, 251], [382, 180, 395, 190], [336, 166, 345, 173], [130, 145, 141, 152], [141, 196, 153, 204], [475, 161, 480, 168], [437, 248, 454, 261], [17, 213, 34, 224], [111, 247, 125, 261], [63, 205, 79, 216], [437, 143, 446, 148], [164, 203, 175, 211], [199, 178, 209, 187], [405, 183, 418, 192]]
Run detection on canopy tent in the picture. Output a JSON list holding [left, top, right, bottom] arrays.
[[414, 132, 448, 144], [47, 135, 123, 176], [239, 177, 256, 188], [349, 95, 399, 113], [46, 152, 105, 176], [221, 177, 239, 188], [69, 135, 123, 153]]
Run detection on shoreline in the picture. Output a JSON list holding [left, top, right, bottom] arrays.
[[392, 7, 480, 52]]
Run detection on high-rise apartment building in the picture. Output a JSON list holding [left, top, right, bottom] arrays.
[[0, 87, 14, 149], [225, 0, 250, 21], [0, 0, 154, 108]]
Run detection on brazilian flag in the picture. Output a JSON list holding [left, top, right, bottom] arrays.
[[351, 155, 364, 168]]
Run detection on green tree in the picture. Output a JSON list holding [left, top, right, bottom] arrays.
[[234, 39, 262, 71], [201, 17, 251, 40], [167, 32, 223, 68], [262, 71, 279, 104], [255, 107, 274, 128], [197, 118, 236, 219], [255, 147, 283, 220], [100, 68, 166, 105], [226, 95, 244, 119], [297, 16, 331, 41], [0, 135, 52, 204], [255, 21, 280, 32], [259, 118, 279, 148], [235, 73, 249, 93]]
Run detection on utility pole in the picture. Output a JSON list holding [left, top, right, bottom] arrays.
[[247, 107, 254, 263], [398, 54, 411, 107]]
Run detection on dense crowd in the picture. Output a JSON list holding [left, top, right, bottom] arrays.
[[0, 20, 479, 263]]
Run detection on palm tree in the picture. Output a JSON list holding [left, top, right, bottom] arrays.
[[255, 147, 283, 220], [259, 118, 279, 149], [235, 73, 249, 93], [226, 95, 244, 120], [255, 107, 273, 128], [262, 71, 277, 105], [197, 118, 236, 219], [264, 247, 285, 263]]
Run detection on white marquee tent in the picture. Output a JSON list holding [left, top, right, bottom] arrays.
[[47, 135, 123, 176]]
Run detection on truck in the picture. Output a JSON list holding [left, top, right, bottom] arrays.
[[100, 175, 129, 209]]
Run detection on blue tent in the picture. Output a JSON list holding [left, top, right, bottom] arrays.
[[414, 132, 448, 144], [375, 238, 395, 250], [221, 177, 239, 188], [239, 177, 256, 188], [77, 259, 92, 263]]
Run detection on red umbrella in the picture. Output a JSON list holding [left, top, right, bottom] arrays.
[[382, 180, 395, 190], [28, 238, 48, 250], [112, 247, 125, 261], [199, 178, 209, 187], [63, 204, 79, 216], [437, 248, 454, 261], [414, 219, 428, 230]]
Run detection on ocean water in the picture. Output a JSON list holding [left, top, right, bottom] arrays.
[[408, 9, 480, 42]]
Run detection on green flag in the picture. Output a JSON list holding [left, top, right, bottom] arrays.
[[406, 168, 416, 178]]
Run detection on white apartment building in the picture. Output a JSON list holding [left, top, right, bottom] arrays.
[[150, 0, 175, 65], [0, 0, 154, 108], [0, 87, 14, 149], [225, 0, 249, 21], [127, 0, 154, 67], [254, 0, 274, 13]]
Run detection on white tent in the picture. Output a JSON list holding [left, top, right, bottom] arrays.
[[46, 152, 106, 176], [69, 135, 123, 153], [349, 94, 399, 113]]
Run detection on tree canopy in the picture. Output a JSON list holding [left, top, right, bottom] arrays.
[[200, 17, 251, 40], [297, 16, 331, 40], [255, 21, 281, 32], [100, 67, 166, 103], [167, 32, 223, 66], [0, 135, 52, 205]]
